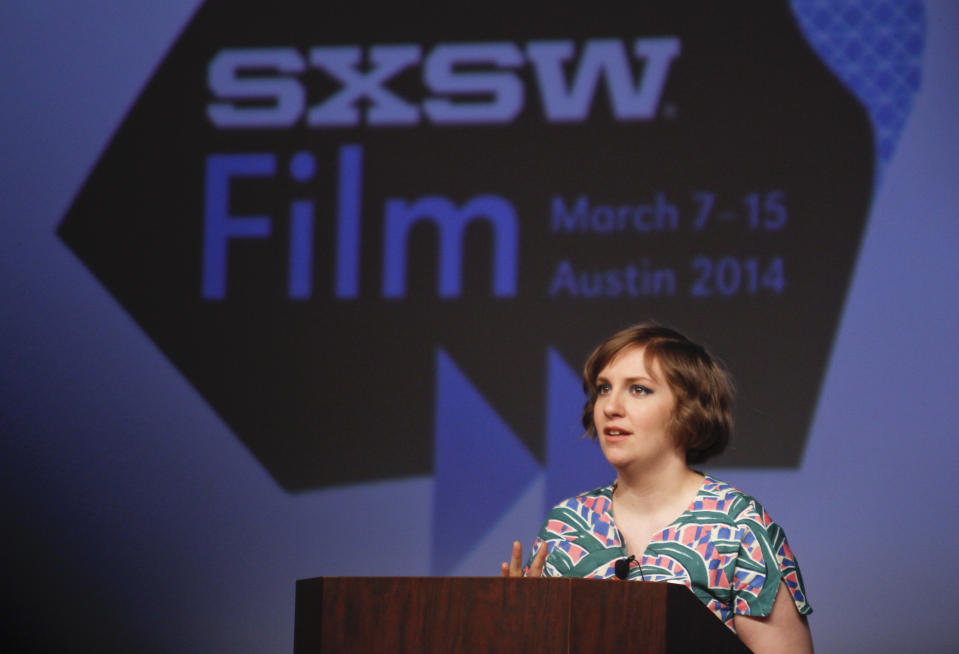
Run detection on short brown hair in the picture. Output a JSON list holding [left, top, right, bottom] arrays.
[[581, 322, 734, 464]]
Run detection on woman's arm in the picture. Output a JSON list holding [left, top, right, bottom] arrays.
[[734, 581, 813, 654]]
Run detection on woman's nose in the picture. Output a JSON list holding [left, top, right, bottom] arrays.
[[603, 393, 624, 417]]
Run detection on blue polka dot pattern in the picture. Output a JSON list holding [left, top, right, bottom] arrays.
[[790, 0, 925, 182]]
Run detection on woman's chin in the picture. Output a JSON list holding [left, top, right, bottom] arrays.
[[601, 449, 635, 469]]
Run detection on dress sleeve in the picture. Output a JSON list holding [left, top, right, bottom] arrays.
[[732, 502, 812, 618]]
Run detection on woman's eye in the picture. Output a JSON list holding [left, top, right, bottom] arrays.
[[596, 383, 611, 395], [630, 385, 653, 396]]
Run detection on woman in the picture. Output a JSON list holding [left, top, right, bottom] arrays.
[[501, 323, 813, 653]]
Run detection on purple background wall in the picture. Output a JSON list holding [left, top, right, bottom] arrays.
[[2, 2, 957, 652]]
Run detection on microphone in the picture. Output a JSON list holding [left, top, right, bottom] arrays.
[[614, 554, 636, 580]]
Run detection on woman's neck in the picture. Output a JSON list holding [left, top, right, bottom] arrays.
[[613, 457, 702, 514]]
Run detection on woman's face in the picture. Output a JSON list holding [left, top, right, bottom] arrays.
[[592, 345, 680, 470]]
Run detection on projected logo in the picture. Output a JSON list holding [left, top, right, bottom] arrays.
[[59, 1, 877, 507]]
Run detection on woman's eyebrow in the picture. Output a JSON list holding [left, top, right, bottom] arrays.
[[623, 375, 656, 384], [597, 374, 657, 384]]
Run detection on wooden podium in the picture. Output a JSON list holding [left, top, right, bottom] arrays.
[[294, 577, 751, 653]]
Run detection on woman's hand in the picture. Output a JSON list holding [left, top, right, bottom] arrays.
[[500, 540, 547, 577]]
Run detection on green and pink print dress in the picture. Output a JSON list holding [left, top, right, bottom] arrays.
[[526, 474, 812, 632]]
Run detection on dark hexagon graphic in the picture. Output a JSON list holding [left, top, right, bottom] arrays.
[[58, 1, 873, 490]]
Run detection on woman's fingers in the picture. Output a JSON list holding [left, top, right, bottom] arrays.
[[501, 540, 548, 577], [528, 541, 547, 577], [508, 540, 524, 577]]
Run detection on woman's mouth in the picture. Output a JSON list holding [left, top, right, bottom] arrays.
[[604, 427, 632, 439]]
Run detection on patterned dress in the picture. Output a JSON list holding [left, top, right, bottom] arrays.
[[526, 474, 812, 632]]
